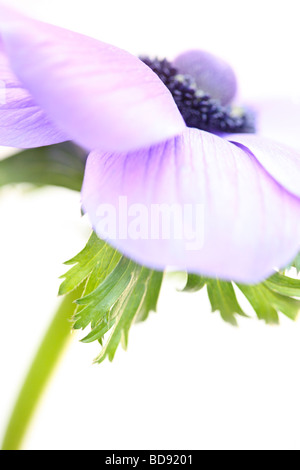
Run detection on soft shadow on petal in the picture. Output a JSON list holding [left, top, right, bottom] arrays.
[[0, 44, 67, 148], [82, 128, 300, 283], [0, 6, 185, 152], [227, 133, 300, 198]]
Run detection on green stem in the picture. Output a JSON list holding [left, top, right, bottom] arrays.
[[1, 287, 82, 451]]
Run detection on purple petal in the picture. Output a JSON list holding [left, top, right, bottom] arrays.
[[81, 128, 300, 283], [247, 96, 300, 150], [0, 6, 185, 152], [0, 43, 67, 148], [227, 133, 300, 198]]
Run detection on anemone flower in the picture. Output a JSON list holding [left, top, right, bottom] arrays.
[[0, 5, 299, 284]]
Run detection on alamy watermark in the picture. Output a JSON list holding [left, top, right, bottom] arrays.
[[0, 80, 6, 105], [95, 196, 205, 251]]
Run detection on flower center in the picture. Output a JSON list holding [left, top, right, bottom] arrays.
[[141, 56, 255, 134]]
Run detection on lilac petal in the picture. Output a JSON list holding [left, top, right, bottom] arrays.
[[227, 133, 300, 198], [0, 43, 67, 148], [0, 6, 185, 152], [81, 128, 300, 283], [250, 96, 300, 151]]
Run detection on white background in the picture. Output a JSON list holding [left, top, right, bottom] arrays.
[[1, 0, 300, 450]]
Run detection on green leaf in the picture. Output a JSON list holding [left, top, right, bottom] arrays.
[[237, 281, 300, 324], [182, 274, 247, 325], [75, 257, 140, 331], [181, 274, 207, 293], [59, 232, 163, 363], [0, 143, 86, 192], [237, 283, 279, 324], [183, 272, 300, 326], [206, 279, 247, 326], [93, 267, 160, 363], [267, 290, 300, 321], [294, 254, 300, 273], [264, 272, 300, 298], [59, 232, 121, 296], [135, 270, 163, 323], [60, 235, 300, 363]]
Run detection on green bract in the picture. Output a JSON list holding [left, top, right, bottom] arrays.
[[60, 233, 163, 363], [60, 233, 300, 362], [0, 143, 85, 192]]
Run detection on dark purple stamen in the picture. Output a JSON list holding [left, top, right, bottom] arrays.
[[141, 57, 255, 134]]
